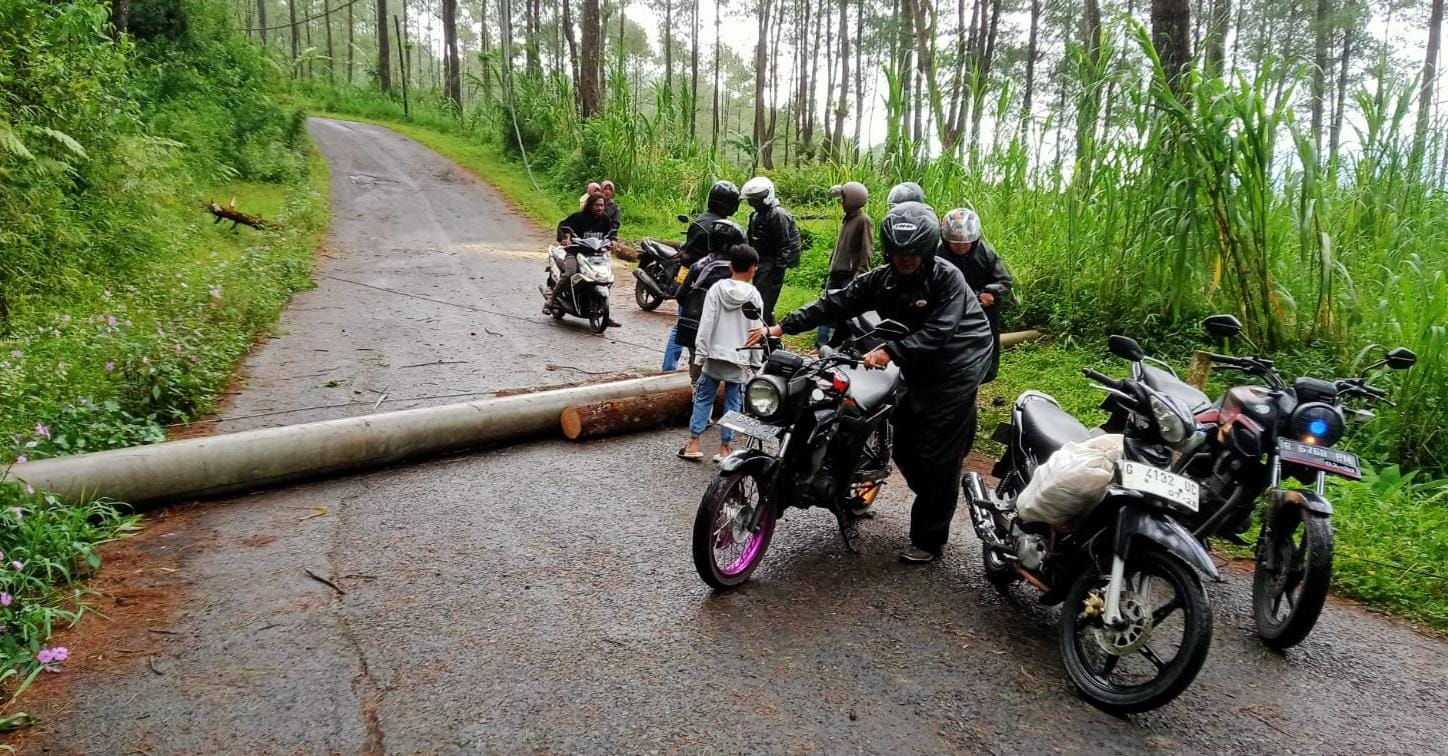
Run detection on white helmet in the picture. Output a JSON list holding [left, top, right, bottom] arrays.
[[740, 176, 778, 207], [942, 208, 983, 244]]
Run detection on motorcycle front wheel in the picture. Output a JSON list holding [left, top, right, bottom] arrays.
[[634, 278, 664, 311], [589, 301, 610, 334], [692, 469, 777, 590], [1252, 506, 1333, 650], [1060, 545, 1213, 714]]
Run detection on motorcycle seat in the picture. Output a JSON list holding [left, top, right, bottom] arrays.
[[1017, 393, 1093, 462], [841, 363, 900, 412], [1139, 363, 1212, 413], [640, 238, 680, 260]]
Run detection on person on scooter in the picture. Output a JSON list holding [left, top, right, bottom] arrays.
[[940, 208, 1012, 382], [546, 192, 620, 325], [663, 180, 743, 372], [600, 180, 622, 235], [816, 181, 873, 348], [748, 202, 994, 563], [741, 176, 801, 326]]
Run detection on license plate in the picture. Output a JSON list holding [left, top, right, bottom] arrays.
[[1277, 439, 1362, 480], [1119, 461, 1200, 512], [719, 411, 781, 441], [674, 267, 689, 284]]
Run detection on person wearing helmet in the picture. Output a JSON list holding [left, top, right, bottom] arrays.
[[886, 181, 925, 208], [749, 201, 995, 564], [740, 176, 802, 325], [940, 208, 1013, 382], [663, 180, 745, 372], [815, 182, 873, 348], [600, 180, 622, 234]]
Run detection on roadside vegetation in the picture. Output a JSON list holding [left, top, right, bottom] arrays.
[[1, 0, 325, 705]]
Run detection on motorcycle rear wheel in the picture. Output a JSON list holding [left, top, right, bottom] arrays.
[[634, 278, 664, 311], [1060, 546, 1213, 714], [692, 469, 777, 590], [1252, 507, 1333, 650]]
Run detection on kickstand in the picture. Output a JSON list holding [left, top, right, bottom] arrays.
[[835, 510, 861, 554]]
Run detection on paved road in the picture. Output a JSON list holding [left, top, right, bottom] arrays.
[[14, 119, 1448, 755]]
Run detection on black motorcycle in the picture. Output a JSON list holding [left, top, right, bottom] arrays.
[[964, 336, 1217, 714], [633, 214, 744, 311], [542, 233, 615, 334], [1107, 314, 1416, 649], [691, 312, 906, 590]]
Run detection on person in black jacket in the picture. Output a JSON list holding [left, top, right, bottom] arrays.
[[546, 192, 619, 324], [940, 208, 1012, 382], [663, 181, 743, 371], [740, 176, 801, 325], [750, 202, 994, 563]]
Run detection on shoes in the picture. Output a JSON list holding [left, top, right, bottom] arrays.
[[677, 447, 704, 461], [898, 546, 938, 564], [607, 318, 623, 327], [541, 297, 555, 314]]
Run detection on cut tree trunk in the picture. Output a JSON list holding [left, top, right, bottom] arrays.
[[205, 200, 271, 230], [561, 389, 696, 441]]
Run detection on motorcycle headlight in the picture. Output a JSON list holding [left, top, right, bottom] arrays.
[[1149, 393, 1192, 446], [1290, 402, 1345, 447], [745, 376, 786, 420]]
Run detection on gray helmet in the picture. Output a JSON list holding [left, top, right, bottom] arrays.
[[886, 181, 925, 208], [707, 180, 741, 217], [879, 201, 940, 262]]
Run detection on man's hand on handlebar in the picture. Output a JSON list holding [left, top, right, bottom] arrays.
[[746, 324, 783, 347], [863, 348, 892, 370]]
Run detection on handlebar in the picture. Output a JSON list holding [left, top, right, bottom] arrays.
[[1082, 368, 1125, 392]]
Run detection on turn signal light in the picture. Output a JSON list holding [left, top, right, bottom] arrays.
[[830, 371, 851, 394]]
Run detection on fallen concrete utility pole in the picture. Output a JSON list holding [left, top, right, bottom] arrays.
[[1000, 329, 1042, 349], [4, 373, 690, 507]]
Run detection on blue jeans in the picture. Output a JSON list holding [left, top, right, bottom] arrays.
[[690, 372, 743, 443], [662, 304, 685, 370]]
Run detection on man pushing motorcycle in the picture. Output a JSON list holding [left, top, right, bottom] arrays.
[[747, 202, 995, 563]]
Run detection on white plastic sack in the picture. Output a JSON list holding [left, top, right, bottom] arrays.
[[1016, 434, 1124, 526]]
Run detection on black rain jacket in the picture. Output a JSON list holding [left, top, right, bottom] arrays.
[[747, 205, 802, 269], [939, 239, 1012, 301]]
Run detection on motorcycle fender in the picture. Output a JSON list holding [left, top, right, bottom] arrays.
[[1112, 502, 1220, 579], [592, 283, 612, 304], [718, 449, 778, 480], [1269, 488, 1333, 517], [632, 267, 666, 298]]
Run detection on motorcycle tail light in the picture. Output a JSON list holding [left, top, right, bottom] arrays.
[[830, 371, 851, 394]]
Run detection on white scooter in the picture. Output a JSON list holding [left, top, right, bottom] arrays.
[[542, 232, 616, 334]]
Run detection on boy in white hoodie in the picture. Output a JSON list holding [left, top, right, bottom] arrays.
[[680, 245, 764, 462]]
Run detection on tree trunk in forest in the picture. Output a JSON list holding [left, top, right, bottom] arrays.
[[1311, 0, 1332, 155], [803, 0, 822, 160], [690, 0, 699, 138], [1151, 0, 1192, 93], [752, 0, 772, 167], [526, 0, 542, 77], [832, 0, 850, 152], [711, 0, 721, 151], [969, 0, 1000, 146], [763, 4, 782, 168], [1023, 0, 1039, 133], [347, 1, 355, 83], [664, 0, 674, 95], [304, 0, 313, 79], [112, 0, 129, 35], [904, 0, 943, 149], [1415, 0, 1444, 169], [290, 0, 300, 73], [256, 0, 266, 44], [564, 0, 580, 96], [1203, 0, 1229, 76], [378, 0, 393, 92], [1329, 21, 1352, 165], [853, 0, 864, 157], [580, 0, 602, 116], [1075, 0, 1102, 178], [443, 0, 461, 108], [324, 0, 335, 83]]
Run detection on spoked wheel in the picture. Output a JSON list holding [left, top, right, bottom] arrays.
[[1253, 506, 1334, 650], [692, 469, 777, 590], [1060, 546, 1213, 714], [589, 302, 610, 334], [634, 278, 664, 311]]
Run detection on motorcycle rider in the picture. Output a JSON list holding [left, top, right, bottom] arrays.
[[748, 202, 994, 563], [600, 179, 622, 235], [815, 181, 873, 348], [741, 176, 802, 326], [663, 180, 743, 372], [940, 208, 1012, 382], [546, 191, 620, 325], [886, 181, 925, 208]]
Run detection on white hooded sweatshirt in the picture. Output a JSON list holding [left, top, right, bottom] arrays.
[[694, 278, 765, 381]]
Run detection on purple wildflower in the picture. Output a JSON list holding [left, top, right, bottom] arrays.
[[15, 454, 26, 464], [35, 423, 50, 439], [10, 561, 22, 570], [0, 593, 10, 607], [8, 351, 19, 358], [105, 361, 115, 373]]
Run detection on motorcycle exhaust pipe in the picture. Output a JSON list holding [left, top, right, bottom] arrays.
[[631, 268, 667, 298], [964, 472, 992, 504]]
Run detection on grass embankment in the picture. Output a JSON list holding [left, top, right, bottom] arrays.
[[312, 111, 1447, 633]]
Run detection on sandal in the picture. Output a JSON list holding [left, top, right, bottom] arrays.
[[677, 447, 704, 461]]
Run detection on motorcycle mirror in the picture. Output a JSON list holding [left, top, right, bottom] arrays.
[[677, 213, 690, 223], [1203, 314, 1243, 340], [1107, 335, 1147, 362], [742, 303, 762, 321], [1386, 347, 1417, 370], [871, 319, 911, 340]]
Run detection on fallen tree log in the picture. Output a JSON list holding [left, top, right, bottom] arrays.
[[561, 388, 695, 440], [204, 198, 271, 230]]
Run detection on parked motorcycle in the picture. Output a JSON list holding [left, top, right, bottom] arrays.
[[1104, 314, 1417, 649], [691, 310, 907, 590], [633, 214, 746, 311], [964, 335, 1218, 714], [542, 232, 615, 334]]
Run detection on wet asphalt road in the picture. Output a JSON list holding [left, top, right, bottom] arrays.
[[15, 119, 1448, 754]]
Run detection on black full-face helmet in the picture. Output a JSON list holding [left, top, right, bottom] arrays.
[[879, 201, 940, 266], [886, 181, 926, 208], [707, 180, 742, 217]]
